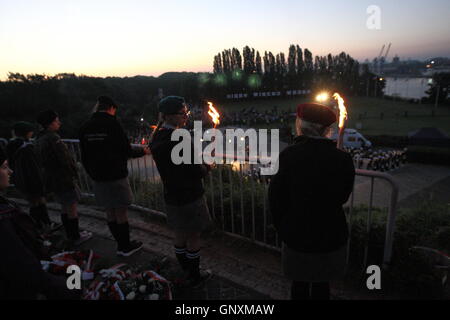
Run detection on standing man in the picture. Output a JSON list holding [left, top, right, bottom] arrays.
[[35, 110, 92, 246], [79, 96, 149, 257], [150, 96, 212, 288], [6, 121, 55, 231]]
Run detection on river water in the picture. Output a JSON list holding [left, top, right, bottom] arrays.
[[384, 77, 433, 100]]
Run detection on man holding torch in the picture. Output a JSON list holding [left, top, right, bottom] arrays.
[[149, 96, 212, 288], [268, 103, 355, 300], [79, 96, 150, 257]]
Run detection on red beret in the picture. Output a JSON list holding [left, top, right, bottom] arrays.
[[296, 103, 337, 127]]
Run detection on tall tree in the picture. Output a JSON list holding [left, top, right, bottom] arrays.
[[304, 48, 314, 88], [288, 45, 296, 75], [255, 51, 262, 75], [232, 48, 242, 70], [213, 53, 223, 73], [243, 46, 256, 74], [296, 45, 304, 87]]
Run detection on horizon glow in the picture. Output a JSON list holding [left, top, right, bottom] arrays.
[[1, 0, 449, 80]]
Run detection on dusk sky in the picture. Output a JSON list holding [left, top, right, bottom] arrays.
[[1, 0, 449, 80]]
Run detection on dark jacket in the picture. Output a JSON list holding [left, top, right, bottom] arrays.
[[149, 126, 208, 206], [34, 131, 78, 193], [79, 112, 145, 182], [0, 196, 79, 300], [6, 138, 45, 196], [268, 135, 355, 253]]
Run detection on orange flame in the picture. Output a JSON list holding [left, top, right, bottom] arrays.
[[150, 125, 157, 130], [207, 101, 220, 127], [333, 93, 348, 129]]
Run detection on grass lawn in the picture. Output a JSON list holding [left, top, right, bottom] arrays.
[[220, 96, 450, 136]]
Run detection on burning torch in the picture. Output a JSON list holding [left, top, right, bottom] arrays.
[[206, 101, 221, 163], [207, 101, 220, 128], [333, 93, 348, 150]]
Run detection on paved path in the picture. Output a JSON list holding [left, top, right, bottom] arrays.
[[351, 163, 450, 209], [11, 164, 450, 300]]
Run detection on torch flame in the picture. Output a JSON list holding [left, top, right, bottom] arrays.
[[333, 93, 348, 129], [207, 101, 220, 128], [150, 125, 157, 130]]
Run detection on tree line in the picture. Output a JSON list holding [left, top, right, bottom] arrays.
[[212, 44, 383, 96], [0, 72, 207, 138], [1, 44, 407, 139]]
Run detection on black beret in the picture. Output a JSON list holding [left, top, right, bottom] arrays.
[[97, 95, 118, 109], [37, 110, 58, 128], [296, 103, 337, 127], [158, 96, 185, 114], [13, 121, 35, 136]]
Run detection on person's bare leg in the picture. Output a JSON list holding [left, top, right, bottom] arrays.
[[115, 207, 128, 224], [105, 208, 116, 222], [65, 202, 78, 219], [186, 232, 201, 252]]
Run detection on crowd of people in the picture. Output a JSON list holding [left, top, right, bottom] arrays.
[[0, 95, 214, 300], [344, 147, 408, 172], [128, 104, 294, 145], [2, 96, 403, 301]]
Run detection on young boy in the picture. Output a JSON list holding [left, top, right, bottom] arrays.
[[35, 110, 91, 246]]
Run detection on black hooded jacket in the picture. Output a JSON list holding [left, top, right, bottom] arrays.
[[268, 135, 355, 253], [79, 112, 145, 182], [149, 126, 208, 206]]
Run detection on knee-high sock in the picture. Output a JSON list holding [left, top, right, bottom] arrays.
[[29, 207, 43, 229], [107, 221, 119, 241], [186, 250, 201, 279], [35, 203, 51, 225], [174, 246, 188, 271], [115, 222, 131, 250], [67, 218, 81, 240]]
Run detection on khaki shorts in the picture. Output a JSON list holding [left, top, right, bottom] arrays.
[[165, 196, 212, 233], [54, 185, 81, 206], [93, 178, 133, 209]]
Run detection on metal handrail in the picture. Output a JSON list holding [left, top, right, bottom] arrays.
[[64, 139, 400, 268], [355, 169, 399, 268]]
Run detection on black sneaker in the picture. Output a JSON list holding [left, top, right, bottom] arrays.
[[184, 269, 212, 289], [117, 240, 143, 257]]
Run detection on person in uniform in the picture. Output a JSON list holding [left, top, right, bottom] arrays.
[[35, 110, 92, 246], [149, 96, 212, 288], [79, 96, 149, 257], [269, 103, 355, 300]]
